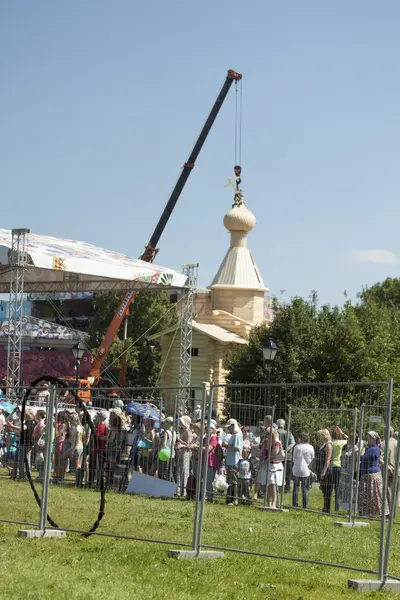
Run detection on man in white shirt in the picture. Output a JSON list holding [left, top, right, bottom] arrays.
[[292, 432, 315, 509]]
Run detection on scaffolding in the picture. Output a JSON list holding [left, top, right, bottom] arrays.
[[178, 263, 198, 412], [6, 228, 30, 396]]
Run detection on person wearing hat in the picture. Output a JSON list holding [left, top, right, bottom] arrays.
[[222, 419, 243, 505]]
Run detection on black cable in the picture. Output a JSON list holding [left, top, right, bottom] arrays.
[[19, 375, 106, 537]]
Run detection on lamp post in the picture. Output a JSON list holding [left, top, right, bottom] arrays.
[[262, 340, 278, 382], [72, 341, 86, 391]]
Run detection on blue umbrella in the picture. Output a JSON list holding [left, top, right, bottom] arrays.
[[0, 401, 17, 414], [124, 401, 161, 421]]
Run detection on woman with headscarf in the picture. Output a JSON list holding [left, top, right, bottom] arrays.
[[175, 415, 192, 497], [54, 411, 70, 482], [107, 408, 127, 486], [359, 431, 389, 518], [88, 410, 108, 486], [204, 420, 221, 502]]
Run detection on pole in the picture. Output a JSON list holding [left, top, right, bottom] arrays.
[[196, 383, 214, 552], [263, 405, 275, 508], [191, 382, 207, 551], [280, 406, 291, 509], [347, 408, 357, 524], [75, 359, 80, 391], [379, 379, 393, 580], [382, 416, 400, 583], [39, 384, 55, 531], [353, 405, 364, 524]]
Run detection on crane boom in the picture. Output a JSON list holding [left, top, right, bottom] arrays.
[[89, 69, 242, 382]]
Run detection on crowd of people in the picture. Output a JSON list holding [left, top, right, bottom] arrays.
[[0, 399, 398, 519]]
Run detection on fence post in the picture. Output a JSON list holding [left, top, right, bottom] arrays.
[[353, 404, 365, 524], [348, 408, 357, 524], [378, 379, 392, 580], [196, 382, 214, 551], [18, 384, 66, 538], [348, 379, 400, 591], [382, 416, 400, 583], [169, 383, 223, 559], [191, 383, 206, 552], [280, 405, 291, 509]]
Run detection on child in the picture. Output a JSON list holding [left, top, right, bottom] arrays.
[[238, 447, 252, 505]]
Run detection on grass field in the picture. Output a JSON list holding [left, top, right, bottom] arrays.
[[1, 474, 400, 600]]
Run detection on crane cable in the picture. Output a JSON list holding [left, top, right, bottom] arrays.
[[234, 78, 243, 168]]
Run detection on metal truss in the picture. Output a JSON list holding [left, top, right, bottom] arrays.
[[178, 263, 198, 412], [6, 228, 29, 395]]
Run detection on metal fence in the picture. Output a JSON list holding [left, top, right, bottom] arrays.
[[1, 379, 400, 591]]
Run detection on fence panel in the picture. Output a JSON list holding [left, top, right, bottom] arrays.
[[198, 382, 391, 581], [377, 383, 400, 584], [2, 383, 206, 551], [0, 385, 43, 528], [285, 406, 357, 519], [4, 378, 400, 590]]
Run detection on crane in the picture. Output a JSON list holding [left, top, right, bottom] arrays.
[[88, 69, 242, 386]]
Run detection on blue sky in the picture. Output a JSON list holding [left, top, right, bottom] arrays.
[[2, 1, 400, 307]]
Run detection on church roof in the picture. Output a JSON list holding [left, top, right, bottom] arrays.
[[210, 246, 268, 291], [192, 322, 247, 344], [148, 320, 247, 345], [210, 200, 268, 292]]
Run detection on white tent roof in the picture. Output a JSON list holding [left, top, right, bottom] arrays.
[[0, 229, 187, 293]]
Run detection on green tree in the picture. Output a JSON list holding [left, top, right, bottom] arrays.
[[88, 290, 178, 387], [359, 277, 400, 308], [227, 297, 322, 384], [226, 292, 400, 386]]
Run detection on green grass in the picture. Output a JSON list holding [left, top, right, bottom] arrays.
[[1, 475, 400, 600]]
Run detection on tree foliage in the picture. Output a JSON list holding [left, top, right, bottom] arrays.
[[88, 290, 178, 387], [227, 280, 400, 386]]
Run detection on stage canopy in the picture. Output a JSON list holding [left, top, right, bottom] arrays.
[[0, 316, 88, 348], [0, 229, 187, 293]]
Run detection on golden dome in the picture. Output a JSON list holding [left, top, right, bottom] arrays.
[[223, 203, 256, 233]]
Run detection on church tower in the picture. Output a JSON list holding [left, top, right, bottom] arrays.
[[150, 185, 270, 408], [196, 194, 269, 338]]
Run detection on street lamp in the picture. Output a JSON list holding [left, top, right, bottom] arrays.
[[262, 340, 278, 363], [262, 339, 278, 384], [72, 341, 86, 390]]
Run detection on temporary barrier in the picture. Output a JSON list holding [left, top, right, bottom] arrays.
[[197, 381, 400, 590], [3, 379, 400, 591]]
